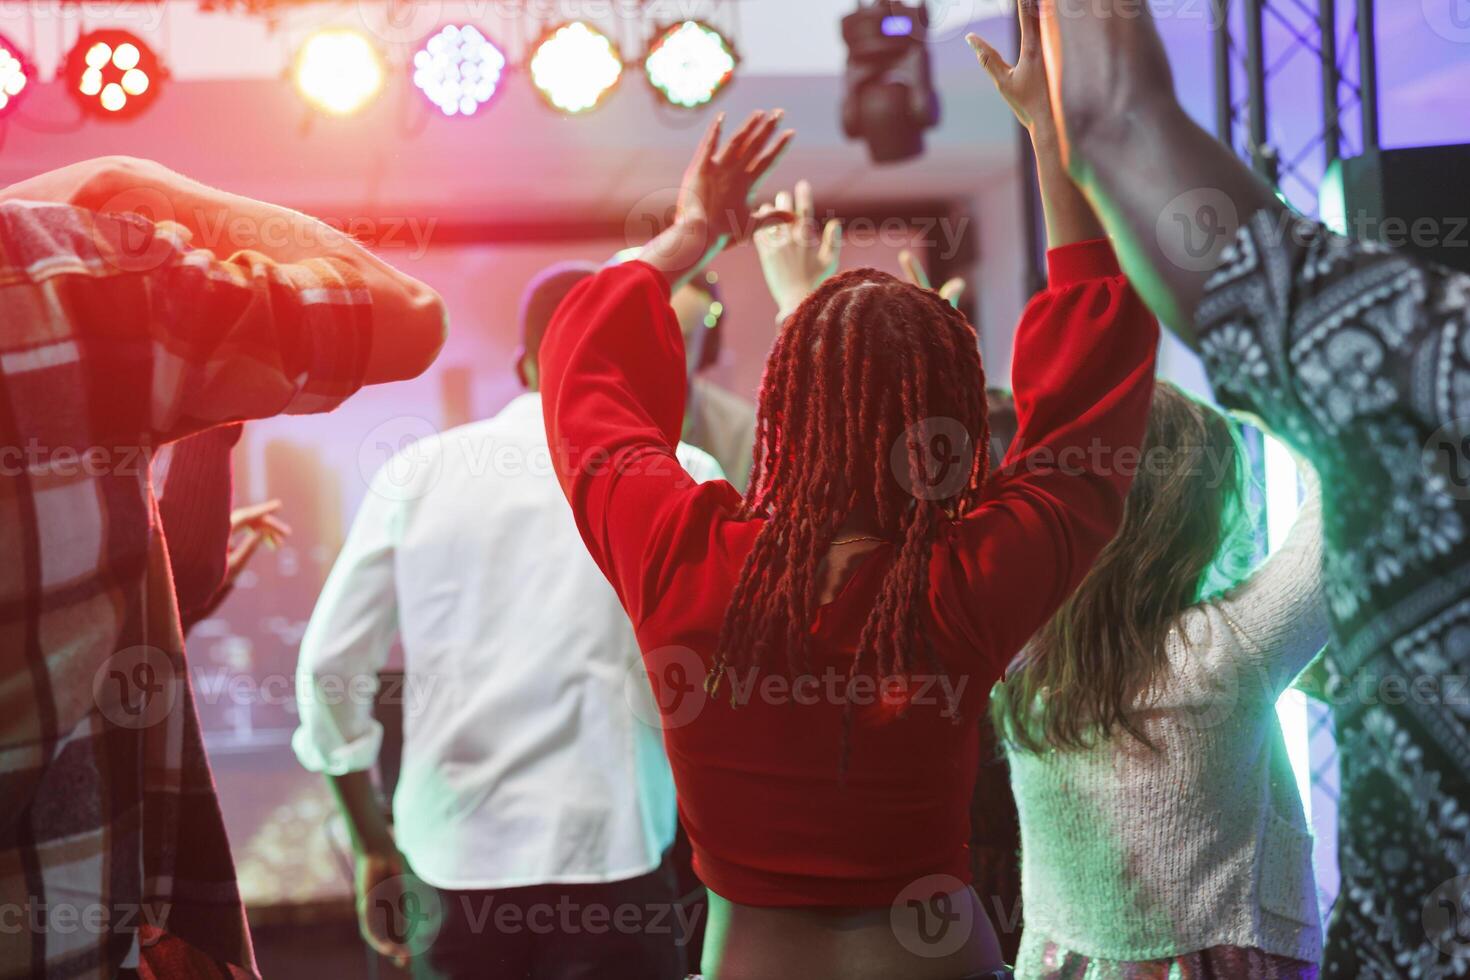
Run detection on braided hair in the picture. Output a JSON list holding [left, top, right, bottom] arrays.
[[709, 269, 990, 753]]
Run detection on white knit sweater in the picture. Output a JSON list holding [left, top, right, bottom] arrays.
[[1003, 482, 1329, 973]]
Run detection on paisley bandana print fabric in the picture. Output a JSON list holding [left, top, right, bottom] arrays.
[[1195, 208, 1470, 979]]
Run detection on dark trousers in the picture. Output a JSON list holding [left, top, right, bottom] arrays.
[[412, 858, 688, 980]]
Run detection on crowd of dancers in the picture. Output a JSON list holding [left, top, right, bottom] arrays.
[[2, 3, 1468, 979]]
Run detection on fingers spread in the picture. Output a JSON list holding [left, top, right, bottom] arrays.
[[717, 109, 771, 167], [746, 129, 795, 183], [736, 111, 784, 170], [693, 112, 726, 169], [261, 515, 293, 538], [231, 499, 282, 528], [227, 528, 265, 568]]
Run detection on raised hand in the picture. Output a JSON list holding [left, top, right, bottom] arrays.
[[899, 250, 966, 308], [180, 499, 292, 632], [679, 109, 795, 241], [967, 2, 1048, 134], [641, 109, 796, 292], [223, 499, 291, 589], [755, 180, 842, 319], [966, 5, 1104, 250]]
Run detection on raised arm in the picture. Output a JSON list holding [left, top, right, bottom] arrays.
[[968, 1, 1105, 251], [1034, 0, 1282, 344], [1211, 467, 1329, 692], [542, 261, 745, 625], [637, 110, 794, 294], [541, 114, 792, 623], [949, 240, 1160, 666], [0, 195, 441, 451], [2, 156, 445, 384]]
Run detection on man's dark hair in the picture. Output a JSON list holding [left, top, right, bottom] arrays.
[[519, 262, 599, 367]]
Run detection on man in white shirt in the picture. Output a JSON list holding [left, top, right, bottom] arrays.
[[292, 263, 722, 980]]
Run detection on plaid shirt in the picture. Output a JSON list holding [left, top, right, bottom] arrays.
[[0, 200, 373, 978]]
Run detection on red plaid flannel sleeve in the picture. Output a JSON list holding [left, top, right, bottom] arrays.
[[0, 199, 376, 979]]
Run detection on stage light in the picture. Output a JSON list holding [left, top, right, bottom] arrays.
[[840, 1, 940, 164], [0, 33, 31, 118], [65, 30, 162, 120], [881, 15, 914, 37], [413, 24, 506, 117], [644, 21, 737, 109], [530, 22, 623, 115], [294, 29, 384, 117]]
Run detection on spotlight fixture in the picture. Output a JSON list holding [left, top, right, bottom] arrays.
[[840, 1, 940, 164], [0, 33, 31, 118], [644, 20, 737, 109], [413, 24, 506, 117], [529, 22, 623, 115], [65, 30, 162, 120], [294, 28, 384, 117]]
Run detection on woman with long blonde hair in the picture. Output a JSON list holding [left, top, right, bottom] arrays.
[[992, 382, 1329, 979]]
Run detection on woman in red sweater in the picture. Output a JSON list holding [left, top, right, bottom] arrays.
[[540, 20, 1157, 980]]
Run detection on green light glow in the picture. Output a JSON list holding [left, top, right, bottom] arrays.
[[1318, 160, 1349, 237], [1264, 434, 1313, 819]]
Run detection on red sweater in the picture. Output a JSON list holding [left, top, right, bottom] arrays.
[[541, 243, 1158, 908]]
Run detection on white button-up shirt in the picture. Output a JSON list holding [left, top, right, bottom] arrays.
[[292, 393, 723, 890]]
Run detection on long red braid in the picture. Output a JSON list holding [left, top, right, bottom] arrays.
[[709, 269, 990, 755]]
